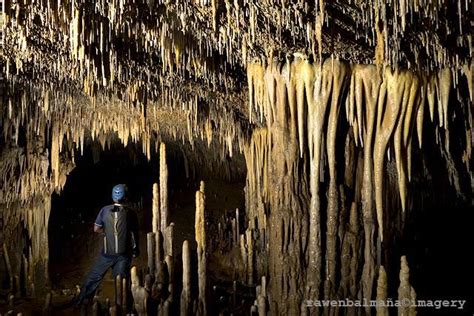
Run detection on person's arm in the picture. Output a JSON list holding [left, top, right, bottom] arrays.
[[94, 208, 105, 234]]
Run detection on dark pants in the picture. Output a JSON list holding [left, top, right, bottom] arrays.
[[77, 253, 131, 302]]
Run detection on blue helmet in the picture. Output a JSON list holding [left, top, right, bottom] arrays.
[[112, 184, 127, 202]]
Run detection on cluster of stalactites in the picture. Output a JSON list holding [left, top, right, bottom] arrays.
[[247, 56, 472, 240], [0, 78, 248, 205], [3, 0, 469, 113], [3, 197, 51, 274], [0, 0, 242, 105], [243, 127, 270, 226], [355, 0, 472, 71]]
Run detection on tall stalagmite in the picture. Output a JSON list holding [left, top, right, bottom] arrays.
[[180, 240, 192, 316], [160, 143, 169, 233], [195, 181, 207, 316]]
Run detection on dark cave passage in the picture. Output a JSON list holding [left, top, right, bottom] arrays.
[[49, 142, 154, 292], [45, 140, 246, 314]]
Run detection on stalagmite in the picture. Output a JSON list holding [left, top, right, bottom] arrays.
[[152, 183, 160, 233], [160, 143, 169, 233], [3, 244, 12, 290], [181, 240, 191, 316], [131, 266, 148, 316], [376, 266, 388, 316], [122, 278, 127, 310], [257, 276, 268, 316], [398, 256, 417, 316], [147, 232, 156, 275], [339, 201, 360, 302], [115, 275, 122, 308], [165, 254, 174, 298], [165, 222, 175, 257], [109, 306, 117, 316], [240, 233, 247, 271], [156, 230, 164, 266], [42, 292, 52, 314], [156, 261, 169, 292], [246, 228, 254, 285], [195, 181, 207, 315], [8, 294, 14, 308], [92, 300, 100, 316], [235, 208, 240, 246]]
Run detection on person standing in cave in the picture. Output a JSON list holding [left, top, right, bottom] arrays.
[[72, 184, 140, 306]]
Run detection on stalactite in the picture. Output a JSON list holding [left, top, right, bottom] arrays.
[[393, 72, 419, 213], [293, 56, 314, 158], [324, 60, 348, 301], [307, 59, 333, 302], [314, 0, 325, 63], [346, 65, 381, 306], [437, 68, 452, 129], [463, 62, 473, 102], [50, 122, 61, 188], [374, 68, 404, 242], [416, 77, 427, 148], [244, 56, 474, 314]]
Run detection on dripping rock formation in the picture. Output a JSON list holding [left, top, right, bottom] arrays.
[[0, 0, 473, 315]]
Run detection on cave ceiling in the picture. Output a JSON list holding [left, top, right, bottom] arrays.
[[2, 0, 472, 114], [0, 0, 472, 204]]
